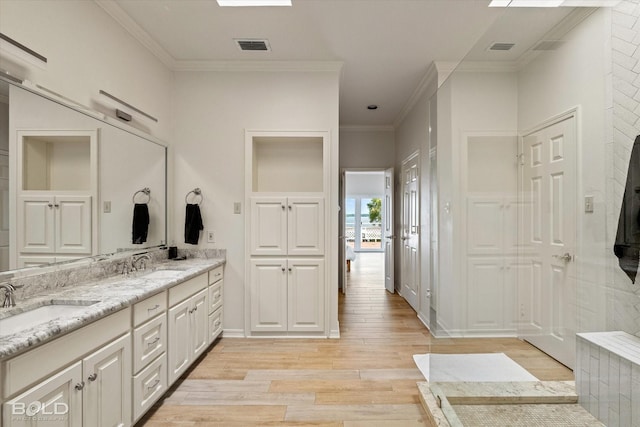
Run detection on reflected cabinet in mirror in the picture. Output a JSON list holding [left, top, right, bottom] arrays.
[[0, 78, 167, 275]]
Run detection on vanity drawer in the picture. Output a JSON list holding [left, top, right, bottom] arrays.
[[133, 315, 166, 374], [133, 291, 167, 326], [208, 265, 223, 284], [132, 353, 167, 423], [208, 307, 223, 344], [208, 280, 223, 315], [169, 273, 207, 306]]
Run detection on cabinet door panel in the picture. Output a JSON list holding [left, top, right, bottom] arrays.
[[133, 315, 166, 374], [191, 288, 209, 359], [288, 259, 325, 332], [132, 353, 167, 423], [18, 195, 55, 253], [466, 197, 503, 255], [287, 197, 324, 256], [3, 361, 83, 427], [168, 298, 191, 385], [83, 333, 131, 427], [250, 198, 287, 255], [55, 196, 92, 254], [209, 307, 223, 344], [467, 257, 503, 330], [250, 258, 288, 332]]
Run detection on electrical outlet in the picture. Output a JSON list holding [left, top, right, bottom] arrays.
[[584, 195, 594, 213], [207, 231, 215, 243], [103, 201, 111, 213]]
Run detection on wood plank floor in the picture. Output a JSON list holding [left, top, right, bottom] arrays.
[[138, 253, 573, 426]]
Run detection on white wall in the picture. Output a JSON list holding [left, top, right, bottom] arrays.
[[517, 8, 609, 335], [0, 0, 174, 141], [346, 172, 384, 197], [339, 129, 394, 169], [172, 70, 340, 335]]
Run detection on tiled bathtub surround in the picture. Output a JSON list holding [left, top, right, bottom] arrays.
[[576, 332, 640, 426]]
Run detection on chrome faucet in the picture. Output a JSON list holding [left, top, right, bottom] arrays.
[[1, 283, 16, 308], [132, 254, 152, 272]]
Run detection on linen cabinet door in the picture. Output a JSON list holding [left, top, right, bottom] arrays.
[[250, 258, 288, 332], [250, 197, 287, 255], [17, 195, 55, 253], [55, 196, 92, 255], [287, 259, 325, 332], [83, 333, 132, 427], [287, 197, 324, 256]]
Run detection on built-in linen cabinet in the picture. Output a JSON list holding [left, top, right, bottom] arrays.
[[207, 266, 224, 344], [15, 130, 98, 268], [132, 291, 167, 422], [167, 274, 209, 385], [246, 131, 329, 337]]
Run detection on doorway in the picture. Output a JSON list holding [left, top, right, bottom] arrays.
[[341, 170, 394, 294]]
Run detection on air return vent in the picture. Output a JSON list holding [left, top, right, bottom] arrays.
[[235, 39, 271, 51], [531, 40, 564, 51], [488, 42, 515, 51]]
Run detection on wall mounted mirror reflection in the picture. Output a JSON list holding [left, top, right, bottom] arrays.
[[0, 77, 167, 277]]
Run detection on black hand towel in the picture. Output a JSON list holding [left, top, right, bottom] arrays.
[[132, 203, 150, 244], [614, 135, 640, 283], [185, 203, 203, 245]]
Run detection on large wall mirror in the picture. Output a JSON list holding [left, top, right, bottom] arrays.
[[0, 77, 167, 278]]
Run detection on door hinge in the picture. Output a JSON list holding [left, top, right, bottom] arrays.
[[517, 153, 525, 166]]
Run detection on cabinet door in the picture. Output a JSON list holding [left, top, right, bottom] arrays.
[[168, 298, 191, 385], [250, 258, 288, 332], [3, 361, 83, 427], [250, 197, 287, 255], [466, 196, 503, 255], [17, 195, 55, 253], [287, 259, 325, 332], [83, 333, 132, 427], [467, 257, 503, 331], [287, 197, 324, 256], [55, 196, 92, 254], [191, 288, 209, 359]]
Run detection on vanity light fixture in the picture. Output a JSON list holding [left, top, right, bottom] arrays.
[[216, 0, 291, 6]]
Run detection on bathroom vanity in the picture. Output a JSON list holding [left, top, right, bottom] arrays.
[[0, 252, 224, 426]]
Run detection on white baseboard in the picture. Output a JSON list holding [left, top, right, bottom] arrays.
[[222, 328, 245, 338]]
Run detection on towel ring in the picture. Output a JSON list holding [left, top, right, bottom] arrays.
[[133, 187, 151, 204], [185, 188, 203, 205]]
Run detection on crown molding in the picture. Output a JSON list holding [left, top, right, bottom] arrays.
[[339, 125, 395, 132], [448, 61, 519, 73], [94, 0, 176, 69], [393, 62, 439, 128], [173, 60, 344, 72]]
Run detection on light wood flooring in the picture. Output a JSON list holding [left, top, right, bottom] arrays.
[[139, 253, 573, 426]]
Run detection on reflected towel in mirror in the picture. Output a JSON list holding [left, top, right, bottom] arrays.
[[132, 203, 150, 244]]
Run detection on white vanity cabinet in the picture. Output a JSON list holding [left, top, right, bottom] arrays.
[[208, 266, 224, 344], [132, 291, 167, 422], [1, 309, 131, 427], [167, 274, 209, 385]]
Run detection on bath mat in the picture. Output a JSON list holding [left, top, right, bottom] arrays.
[[413, 353, 538, 382]]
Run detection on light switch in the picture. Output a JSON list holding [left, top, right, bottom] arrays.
[[207, 231, 215, 243], [584, 196, 594, 213], [103, 201, 111, 213], [234, 202, 242, 214]]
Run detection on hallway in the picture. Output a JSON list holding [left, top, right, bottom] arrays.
[[140, 255, 573, 426]]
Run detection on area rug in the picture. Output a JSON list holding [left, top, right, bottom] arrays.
[[413, 353, 538, 382]]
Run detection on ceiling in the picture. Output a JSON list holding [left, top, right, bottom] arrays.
[[108, 0, 578, 127]]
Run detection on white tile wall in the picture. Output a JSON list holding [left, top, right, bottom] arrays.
[[577, 332, 640, 426]]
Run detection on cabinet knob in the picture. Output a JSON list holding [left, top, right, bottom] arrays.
[[75, 381, 85, 391], [281, 267, 285, 272], [281, 205, 285, 210], [48, 203, 53, 208], [88, 373, 98, 382], [288, 268, 292, 272], [54, 204, 60, 208]]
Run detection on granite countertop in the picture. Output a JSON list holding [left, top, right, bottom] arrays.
[[0, 258, 224, 360]]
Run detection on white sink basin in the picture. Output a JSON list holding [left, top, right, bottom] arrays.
[[142, 269, 185, 280], [0, 301, 98, 337]]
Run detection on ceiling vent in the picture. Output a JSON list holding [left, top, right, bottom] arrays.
[[531, 40, 564, 51], [488, 42, 515, 51], [235, 39, 271, 52]]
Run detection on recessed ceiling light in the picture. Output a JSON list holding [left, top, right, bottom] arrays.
[[367, 105, 378, 110], [217, 0, 292, 6]]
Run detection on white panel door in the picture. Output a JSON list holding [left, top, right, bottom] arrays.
[[467, 257, 503, 330], [18, 195, 54, 253], [250, 258, 288, 332], [384, 168, 395, 293], [287, 197, 324, 256], [288, 259, 325, 332], [520, 115, 576, 368], [83, 333, 131, 427], [190, 288, 209, 359], [250, 197, 287, 255], [168, 298, 191, 385], [3, 361, 83, 427], [466, 197, 504, 255], [401, 154, 420, 311], [55, 196, 92, 254]]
